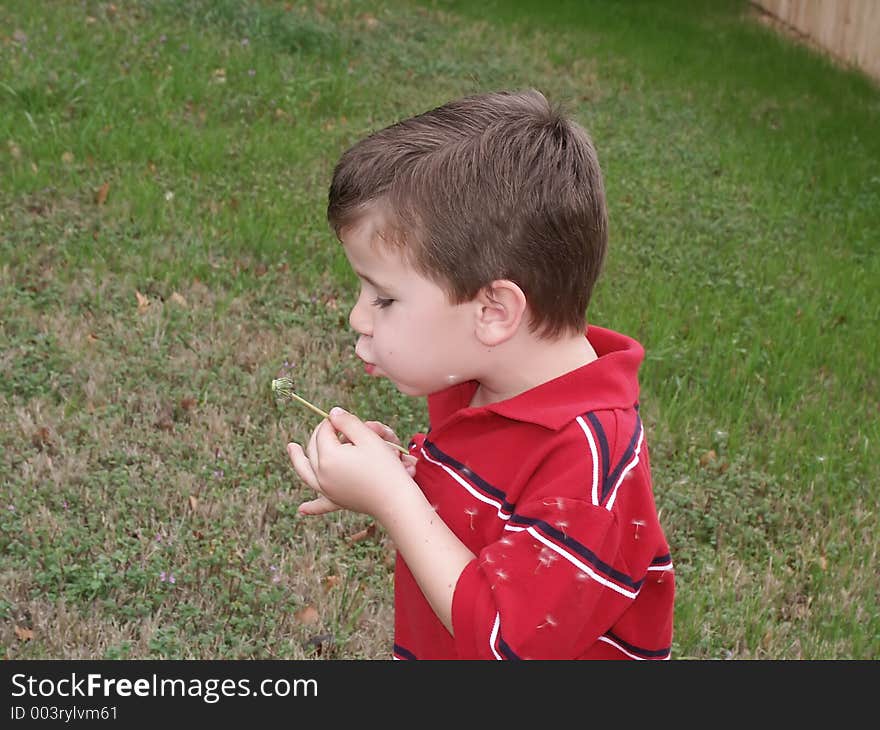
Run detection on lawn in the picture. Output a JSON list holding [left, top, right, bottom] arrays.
[[1, 0, 877, 659]]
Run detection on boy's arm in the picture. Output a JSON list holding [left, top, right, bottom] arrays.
[[373, 479, 475, 634], [288, 408, 475, 634]]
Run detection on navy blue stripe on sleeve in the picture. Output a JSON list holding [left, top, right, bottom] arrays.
[[393, 643, 418, 660], [507, 514, 643, 591], [584, 411, 610, 502], [604, 630, 670, 659], [602, 414, 642, 505], [424, 439, 516, 514]]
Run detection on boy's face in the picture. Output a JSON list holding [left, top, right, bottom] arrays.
[[340, 212, 478, 397]]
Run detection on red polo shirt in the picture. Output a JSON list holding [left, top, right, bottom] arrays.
[[392, 326, 674, 660]]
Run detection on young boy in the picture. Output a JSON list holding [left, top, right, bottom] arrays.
[[287, 89, 674, 660]]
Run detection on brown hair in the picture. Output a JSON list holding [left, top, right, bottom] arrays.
[[327, 89, 608, 339]]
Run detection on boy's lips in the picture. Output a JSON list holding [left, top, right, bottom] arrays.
[[356, 345, 378, 375], [357, 355, 377, 375]]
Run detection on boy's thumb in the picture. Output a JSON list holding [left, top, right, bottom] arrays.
[[329, 407, 361, 433], [329, 407, 372, 444]]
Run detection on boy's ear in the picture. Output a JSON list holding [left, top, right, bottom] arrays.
[[473, 279, 528, 346]]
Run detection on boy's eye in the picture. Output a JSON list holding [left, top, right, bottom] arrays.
[[371, 296, 394, 309]]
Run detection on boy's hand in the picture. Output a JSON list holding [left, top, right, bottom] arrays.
[[288, 410, 417, 517]]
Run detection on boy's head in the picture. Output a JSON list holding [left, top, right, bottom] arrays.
[[327, 89, 608, 340]]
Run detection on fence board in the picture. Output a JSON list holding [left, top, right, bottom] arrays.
[[753, 0, 880, 81]]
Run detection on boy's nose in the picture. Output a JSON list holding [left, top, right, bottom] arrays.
[[349, 296, 371, 336]]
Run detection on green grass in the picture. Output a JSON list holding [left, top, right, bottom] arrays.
[[1, 0, 877, 659]]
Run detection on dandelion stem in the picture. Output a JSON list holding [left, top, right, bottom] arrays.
[[287, 391, 331, 420], [272, 377, 409, 455]]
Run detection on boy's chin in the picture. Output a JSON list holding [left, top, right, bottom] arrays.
[[393, 377, 467, 398], [392, 381, 428, 397], [385, 377, 435, 398]]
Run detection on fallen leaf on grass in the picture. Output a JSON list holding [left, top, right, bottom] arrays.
[[14, 625, 34, 642], [188, 495, 198, 512], [347, 522, 377, 544], [295, 605, 320, 625], [170, 291, 188, 306], [135, 290, 150, 313], [699, 450, 717, 467], [95, 181, 110, 206], [322, 575, 341, 591], [31, 426, 52, 451]]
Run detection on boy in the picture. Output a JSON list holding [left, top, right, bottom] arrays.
[[287, 89, 674, 660]]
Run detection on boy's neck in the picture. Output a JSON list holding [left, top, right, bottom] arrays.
[[470, 328, 598, 407]]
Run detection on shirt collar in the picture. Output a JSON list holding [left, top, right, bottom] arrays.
[[427, 325, 644, 431]]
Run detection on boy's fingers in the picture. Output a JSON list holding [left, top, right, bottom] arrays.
[[306, 422, 323, 467], [314, 417, 344, 455], [298, 495, 340, 516], [364, 421, 400, 445], [326, 407, 374, 446], [402, 453, 417, 477], [287, 443, 320, 491], [364, 421, 398, 444]]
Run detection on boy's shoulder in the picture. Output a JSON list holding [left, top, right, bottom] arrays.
[[414, 328, 653, 520], [411, 328, 656, 527], [416, 325, 650, 503], [427, 325, 645, 434]]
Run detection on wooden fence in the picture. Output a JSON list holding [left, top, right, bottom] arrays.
[[753, 0, 880, 82]]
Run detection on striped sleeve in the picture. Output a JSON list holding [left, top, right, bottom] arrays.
[[450, 412, 670, 660]]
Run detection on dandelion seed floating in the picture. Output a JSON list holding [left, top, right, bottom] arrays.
[[271, 376, 409, 455]]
